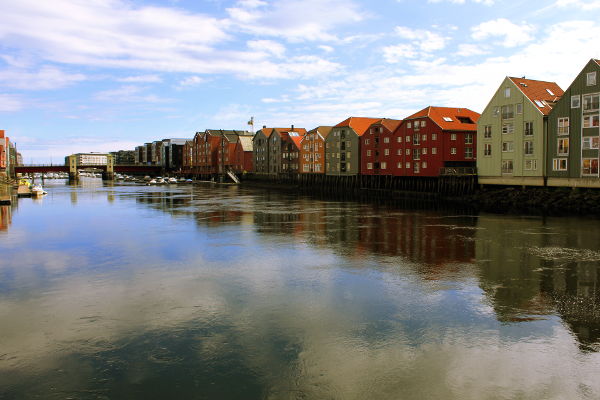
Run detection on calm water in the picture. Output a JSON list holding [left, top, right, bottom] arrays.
[[1, 179, 600, 399]]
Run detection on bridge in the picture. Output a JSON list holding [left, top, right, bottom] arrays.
[[15, 163, 162, 179]]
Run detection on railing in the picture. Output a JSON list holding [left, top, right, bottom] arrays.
[[440, 167, 477, 176]]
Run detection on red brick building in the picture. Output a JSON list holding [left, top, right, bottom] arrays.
[[393, 106, 479, 177], [360, 119, 402, 175]]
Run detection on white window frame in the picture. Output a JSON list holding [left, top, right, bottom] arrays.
[[501, 160, 513, 174], [557, 138, 569, 156], [587, 71, 597, 86], [571, 95, 581, 108], [465, 133, 473, 144], [502, 123, 514, 134], [524, 140, 534, 155], [502, 141, 514, 152], [558, 117, 569, 135], [484, 143, 492, 156], [367, 162, 373, 170], [450, 133, 457, 141], [484, 125, 492, 139], [582, 136, 600, 150], [524, 159, 537, 171], [465, 147, 473, 159], [553, 158, 567, 171], [583, 114, 600, 128], [432, 133, 437, 141], [450, 147, 457, 155], [431, 147, 437, 155], [582, 158, 599, 175]]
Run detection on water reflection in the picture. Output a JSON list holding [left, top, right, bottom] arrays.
[[1, 181, 600, 399]]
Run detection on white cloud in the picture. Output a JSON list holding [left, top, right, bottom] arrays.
[[0, 94, 22, 112], [456, 43, 489, 57], [94, 85, 170, 103], [383, 26, 449, 63], [117, 74, 162, 83], [471, 19, 535, 47], [178, 76, 207, 88], [427, 0, 495, 4], [553, 0, 600, 9], [247, 40, 287, 58], [226, 0, 365, 42], [319, 45, 335, 53], [0, 66, 85, 90], [0, 0, 338, 80]]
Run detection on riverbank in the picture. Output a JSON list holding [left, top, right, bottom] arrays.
[[240, 178, 600, 216]]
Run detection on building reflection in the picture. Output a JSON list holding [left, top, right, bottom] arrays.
[[476, 215, 600, 351], [0, 205, 11, 231]]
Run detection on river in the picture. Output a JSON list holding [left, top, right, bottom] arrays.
[[1, 179, 599, 399]]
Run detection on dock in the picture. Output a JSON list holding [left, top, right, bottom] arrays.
[[17, 184, 31, 198]]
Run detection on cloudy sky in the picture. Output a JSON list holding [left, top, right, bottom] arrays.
[[1, 0, 599, 162]]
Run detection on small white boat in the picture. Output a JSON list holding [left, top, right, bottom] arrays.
[[31, 184, 47, 196], [156, 178, 166, 184], [185, 179, 193, 183], [148, 179, 157, 185], [168, 177, 177, 184]]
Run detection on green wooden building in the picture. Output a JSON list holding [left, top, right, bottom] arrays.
[[547, 59, 600, 187], [477, 77, 563, 186]]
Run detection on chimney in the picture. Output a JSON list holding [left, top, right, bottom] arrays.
[[263, 125, 266, 129], [291, 125, 294, 131]]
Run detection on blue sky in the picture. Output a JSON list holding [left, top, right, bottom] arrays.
[[1, 0, 599, 163]]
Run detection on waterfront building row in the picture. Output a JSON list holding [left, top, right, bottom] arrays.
[[0, 130, 21, 180], [477, 58, 600, 188]]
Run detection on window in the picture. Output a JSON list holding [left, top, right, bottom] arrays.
[[451, 133, 457, 141], [407, 122, 412, 129], [493, 107, 500, 117], [450, 147, 457, 155], [413, 148, 421, 160], [524, 140, 534, 155], [587, 71, 597, 86], [583, 136, 600, 149], [384, 137, 390, 143], [558, 118, 569, 135], [303, 164, 309, 172], [367, 150, 371, 156], [406, 135, 410, 142], [397, 136, 402, 143], [432, 133, 437, 141], [384, 149, 390, 156], [583, 114, 600, 128], [381, 162, 387, 170], [465, 147, 473, 158], [432, 147, 437, 155], [443, 117, 453, 122], [583, 94, 600, 111], [571, 95, 581, 108], [484, 143, 492, 156], [422, 134, 427, 142], [501, 160, 513, 174], [397, 162, 402, 168], [524, 159, 537, 171], [516, 103, 523, 114], [422, 162, 427, 168], [524, 121, 534, 136], [367, 162, 373, 170], [502, 123, 514, 134], [422, 148, 427, 155], [413, 134, 420, 145], [558, 138, 569, 155], [502, 141, 514, 152], [421, 121, 426, 127], [414, 162, 420, 173], [365, 139, 370, 145], [582, 158, 599, 175], [465, 133, 473, 144], [405, 148, 410, 155], [504, 87, 511, 98], [397, 149, 401, 155], [406, 162, 411, 169], [553, 158, 567, 171], [502, 104, 514, 119]]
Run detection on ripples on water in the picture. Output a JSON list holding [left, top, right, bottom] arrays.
[[0, 179, 600, 399]]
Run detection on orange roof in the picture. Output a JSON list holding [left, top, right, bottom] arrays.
[[335, 117, 382, 136], [405, 106, 480, 131], [259, 127, 274, 138], [290, 135, 303, 150], [508, 77, 563, 116], [302, 126, 333, 142], [372, 118, 402, 132], [594, 59, 600, 67]]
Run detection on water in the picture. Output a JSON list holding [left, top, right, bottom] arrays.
[[1, 179, 600, 399]]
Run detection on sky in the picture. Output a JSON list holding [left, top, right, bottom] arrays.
[[1, 0, 600, 163]]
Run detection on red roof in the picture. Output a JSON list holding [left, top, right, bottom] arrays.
[[372, 118, 402, 132], [272, 127, 307, 137], [594, 59, 600, 67], [290, 135, 303, 150], [508, 77, 563, 116], [335, 117, 382, 136], [405, 106, 480, 131]]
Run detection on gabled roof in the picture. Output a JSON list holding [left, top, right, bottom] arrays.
[[405, 106, 480, 131], [289, 135, 303, 150], [508, 77, 563, 116], [334, 117, 382, 136], [272, 127, 307, 136], [371, 118, 402, 132], [594, 59, 600, 67], [238, 136, 253, 151], [302, 126, 334, 142], [256, 128, 274, 138]]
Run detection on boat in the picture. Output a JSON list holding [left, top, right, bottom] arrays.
[[185, 179, 193, 183], [31, 184, 47, 196], [168, 177, 177, 184], [148, 179, 157, 185]]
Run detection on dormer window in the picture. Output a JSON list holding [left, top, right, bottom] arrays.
[[546, 88, 555, 96], [534, 100, 545, 108]]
